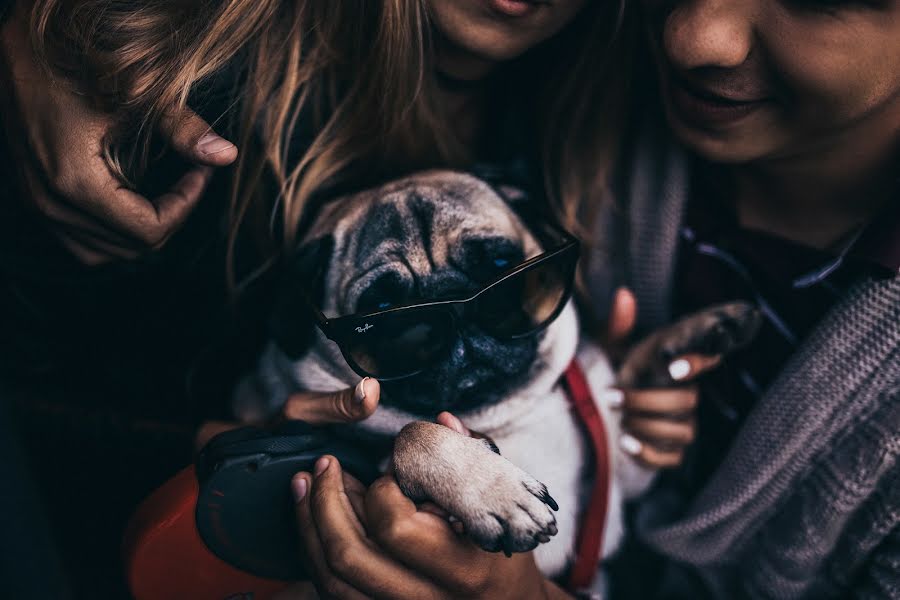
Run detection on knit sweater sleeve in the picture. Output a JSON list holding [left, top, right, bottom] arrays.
[[853, 525, 900, 600]]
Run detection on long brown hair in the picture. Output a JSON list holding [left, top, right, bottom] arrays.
[[30, 0, 634, 289]]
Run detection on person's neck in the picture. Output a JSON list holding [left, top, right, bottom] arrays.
[[730, 110, 899, 250], [433, 37, 499, 153]]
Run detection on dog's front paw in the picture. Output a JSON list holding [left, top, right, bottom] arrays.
[[462, 467, 559, 556], [658, 301, 762, 359], [618, 301, 762, 388], [392, 422, 558, 555]]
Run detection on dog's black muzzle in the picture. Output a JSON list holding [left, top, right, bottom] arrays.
[[381, 325, 541, 414]]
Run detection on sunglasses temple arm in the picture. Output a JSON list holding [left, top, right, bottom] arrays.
[[301, 292, 331, 331]]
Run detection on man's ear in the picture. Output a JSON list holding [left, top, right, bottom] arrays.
[[269, 235, 335, 359]]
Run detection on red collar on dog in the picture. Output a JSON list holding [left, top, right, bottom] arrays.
[[561, 360, 611, 592]]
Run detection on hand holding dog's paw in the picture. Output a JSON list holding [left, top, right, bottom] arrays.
[[293, 456, 568, 600], [392, 421, 559, 556], [606, 297, 762, 469], [617, 300, 761, 389]]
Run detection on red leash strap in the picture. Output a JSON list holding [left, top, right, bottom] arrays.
[[562, 360, 611, 592]]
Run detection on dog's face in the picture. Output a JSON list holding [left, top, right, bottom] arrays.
[[273, 171, 578, 422]]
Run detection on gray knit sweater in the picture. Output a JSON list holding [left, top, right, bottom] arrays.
[[588, 121, 900, 599]]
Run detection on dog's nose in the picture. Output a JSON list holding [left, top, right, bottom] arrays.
[[379, 325, 541, 415], [457, 327, 534, 377]]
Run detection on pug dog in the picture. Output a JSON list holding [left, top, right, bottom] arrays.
[[234, 170, 761, 579]]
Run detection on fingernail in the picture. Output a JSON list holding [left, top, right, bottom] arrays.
[[603, 388, 625, 410], [668, 358, 692, 381], [620, 434, 643, 456], [353, 378, 369, 404], [291, 476, 308, 503], [196, 132, 234, 155], [314, 456, 330, 477]]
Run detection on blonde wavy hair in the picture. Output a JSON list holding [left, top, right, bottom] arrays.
[[30, 0, 635, 289]]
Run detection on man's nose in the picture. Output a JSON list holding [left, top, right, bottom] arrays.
[[663, 0, 754, 70]]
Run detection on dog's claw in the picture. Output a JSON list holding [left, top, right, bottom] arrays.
[[533, 483, 559, 511], [493, 514, 515, 557], [543, 489, 559, 512]]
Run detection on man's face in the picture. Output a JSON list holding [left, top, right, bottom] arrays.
[[642, 0, 900, 164]]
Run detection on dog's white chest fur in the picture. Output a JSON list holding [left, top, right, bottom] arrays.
[[462, 339, 653, 576], [479, 362, 590, 575]]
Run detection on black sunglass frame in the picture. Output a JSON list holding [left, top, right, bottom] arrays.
[[301, 218, 580, 381]]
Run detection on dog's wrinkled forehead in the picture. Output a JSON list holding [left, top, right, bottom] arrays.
[[302, 171, 542, 314]]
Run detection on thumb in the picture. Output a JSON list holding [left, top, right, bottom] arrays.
[[435, 411, 471, 436], [281, 378, 380, 425], [607, 287, 638, 344], [157, 107, 237, 166]]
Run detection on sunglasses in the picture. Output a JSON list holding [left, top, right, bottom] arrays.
[[303, 219, 579, 381]]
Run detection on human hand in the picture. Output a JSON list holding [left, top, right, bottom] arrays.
[[0, 6, 237, 265], [291, 454, 569, 600], [195, 378, 381, 451], [603, 288, 721, 468]]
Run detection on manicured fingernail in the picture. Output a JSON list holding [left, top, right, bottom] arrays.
[[353, 378, 369, 404], [668, 358, 692, 381], [314, 456, 330, 476], [603, 388, 625, 410], [291, 476, 308, 503], [196, 132, 234, 155], [620, 434, 643, 456]]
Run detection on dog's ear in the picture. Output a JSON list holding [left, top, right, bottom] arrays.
[[269, 235, 335, 359]]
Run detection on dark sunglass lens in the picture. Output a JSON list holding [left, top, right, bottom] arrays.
[[343, 310, 454, 379], [474, 250, 573, 338]]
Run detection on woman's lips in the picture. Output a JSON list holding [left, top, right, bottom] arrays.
[[667, 77, 771, 130], [487, 0, 545, 18]]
